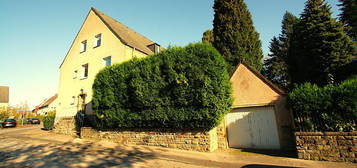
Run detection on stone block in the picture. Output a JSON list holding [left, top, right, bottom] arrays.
[[337, 136, 345, 140], [351, 147, 357, 152]]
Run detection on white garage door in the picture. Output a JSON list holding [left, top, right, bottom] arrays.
[[226, 106, 280, 149]]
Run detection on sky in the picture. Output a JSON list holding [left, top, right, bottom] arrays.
[[0, 0, 340, 109]]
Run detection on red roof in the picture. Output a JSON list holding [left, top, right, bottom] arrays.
[[38, 94, 57, 108]]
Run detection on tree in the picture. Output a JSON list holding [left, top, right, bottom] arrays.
[[202, 29, 214, 44], [288, 0, 356, 86], [212, 0, 263, 74], [338, 0, 357, 40], [263, 12, 299, 90]]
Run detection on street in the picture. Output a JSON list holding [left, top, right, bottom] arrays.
[[0, 126, 355, 168]]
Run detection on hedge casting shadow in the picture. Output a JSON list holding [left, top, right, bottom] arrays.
[[92, 43, 232, 130]]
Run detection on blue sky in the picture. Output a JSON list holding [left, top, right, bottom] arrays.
[[0, 0, 340, 108]]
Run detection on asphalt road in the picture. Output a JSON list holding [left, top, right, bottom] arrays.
[[0, 125, 41, 134], [0, 126, 355, 168]]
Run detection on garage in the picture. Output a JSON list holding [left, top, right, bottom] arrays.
[[217, 62, 294, 150], [226, 106, 281, 149]]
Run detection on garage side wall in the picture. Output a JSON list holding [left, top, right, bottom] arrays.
[[274, 96, 295, 149]]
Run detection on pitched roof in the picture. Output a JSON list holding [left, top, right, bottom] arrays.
[[39, 94, 57, 108], [60, 8, 159, 68], [0, 86, 9, 103], [91, 8, 155, 55], [233, 62, 286, 95]]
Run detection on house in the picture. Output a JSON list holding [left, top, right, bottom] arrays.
[[34, 94, 58, 115], [223, 62, 293, 149], [56, 8, 161, 122], [0, 86, 9, 111], [55, 8, 293, 150]]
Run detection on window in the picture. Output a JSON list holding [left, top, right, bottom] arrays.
[[73, 70, 78, 79], [103, 56, 111, 66], [94, 34, 101, 48], [80, 40, 87, 53], [71, 96, 76, 105], [82, 64, 88, 79]]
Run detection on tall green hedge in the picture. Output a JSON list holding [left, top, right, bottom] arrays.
[[92, 43, 232, 129], [288, 77, 357, 132]]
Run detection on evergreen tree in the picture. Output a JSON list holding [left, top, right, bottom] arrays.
[[212, 0, 263, 74], [289, 0, 356, 86], [263, 12, 299, 90], [338, 0, 357, 83], [202, 29, 214, 44], [338, 0, 357, 40]]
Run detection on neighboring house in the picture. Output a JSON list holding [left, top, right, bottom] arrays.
[[0, 86, 9, 111], [56, 8, 161, 120], [225, 62, 293, 150], [34, 94, 58, 115]]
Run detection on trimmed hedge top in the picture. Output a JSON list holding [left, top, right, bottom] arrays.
[[92, 43, 232, 129], [289, 76, 357, 132]]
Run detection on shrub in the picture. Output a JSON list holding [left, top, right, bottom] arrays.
[[93, 43, 232, 130], [0, 109, 9, 121], [43, 111, 56, 130], [289, 77, 357, 132]]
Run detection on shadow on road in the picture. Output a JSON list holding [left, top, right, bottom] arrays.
[[241, 164, 301, 168], [0, 140, 155, 167], [240, 148, 297, 158]]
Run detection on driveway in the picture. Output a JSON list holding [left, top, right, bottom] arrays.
[[0, 127, 355, 168]]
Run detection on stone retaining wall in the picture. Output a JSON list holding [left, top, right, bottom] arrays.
[[53, 117, 77, 136], [53, 115, 230, 152], [216, 122, 228, 149], [81, 127, 221, 152], [295, 132, 357, 163]]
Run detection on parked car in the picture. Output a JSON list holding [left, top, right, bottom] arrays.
[[2, 119, 17, 128], [26, 118, 41, 124]]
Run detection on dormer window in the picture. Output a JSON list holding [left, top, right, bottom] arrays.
[[94, 34, 102, 48], [147, 43, 161, 53], [80, 40, 87, 53]]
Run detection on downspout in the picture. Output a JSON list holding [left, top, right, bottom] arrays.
[[132, 47, 136, 58]]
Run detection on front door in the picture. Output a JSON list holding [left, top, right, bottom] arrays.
[[77, 94, 86, 114]]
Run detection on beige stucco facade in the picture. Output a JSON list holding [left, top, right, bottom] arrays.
[[225, 63, 294, 149], [230, 63, 281, 107], [56, 9, 150, 119]]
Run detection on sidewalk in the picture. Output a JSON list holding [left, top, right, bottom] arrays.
[[0, 127, 355, 168]]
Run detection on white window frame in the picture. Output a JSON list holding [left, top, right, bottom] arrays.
[[80, 40, 87, 53], [71, 96, 76, 105], [103, 56, 111, 66], [94, 34, 102, 48], [73, 70, 78, 79], [81, 64, 88, 79]]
